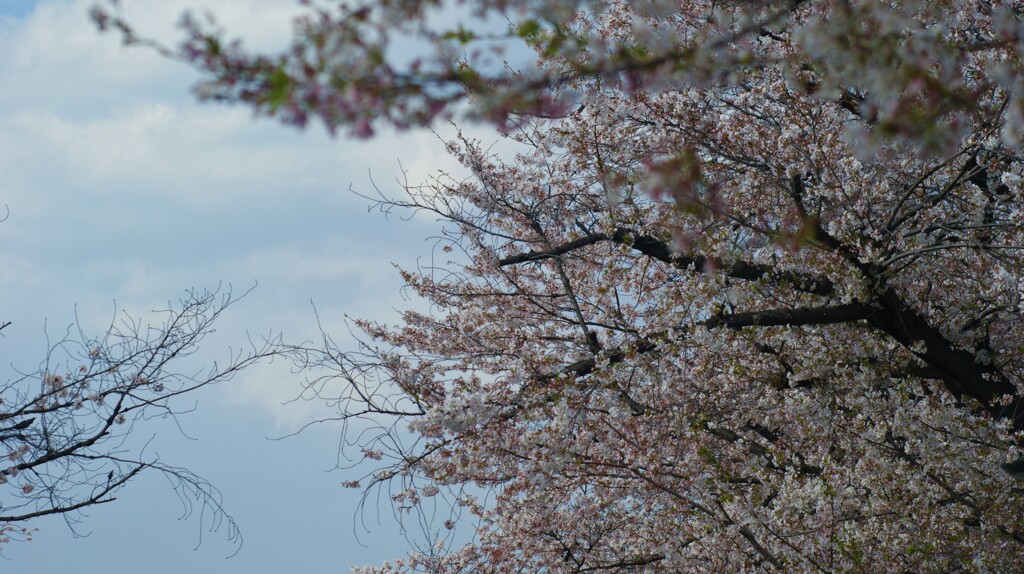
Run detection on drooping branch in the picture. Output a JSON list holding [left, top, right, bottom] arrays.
[[0, 464, 144, 523], [0, 287, 284, 545]]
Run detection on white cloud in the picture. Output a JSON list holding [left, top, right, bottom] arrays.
[[0, 0, 465, 424], [0, 2, 527, 570]]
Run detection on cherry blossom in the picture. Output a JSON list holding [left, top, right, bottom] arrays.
[[96, 0, 1024, 153], [99, 1, 1024, 571], [300, 94, 1024, 568]]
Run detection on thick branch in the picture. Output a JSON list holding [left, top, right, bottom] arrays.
[[705, 302, 873, 329], [499, 233, 608, 265], [810, 220, 1024, 428], [500, 228, 835, 295], [739, 526, 785, 570], [551, 293, 1017, 429], [867, 288, 1022, 426], [547, 303, 872, 381], [530, 220, 1023, 432]]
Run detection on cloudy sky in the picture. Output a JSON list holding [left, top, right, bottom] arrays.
[[0, 1, 477, 571]]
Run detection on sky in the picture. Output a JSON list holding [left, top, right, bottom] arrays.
[[0, 1, 481, 571]]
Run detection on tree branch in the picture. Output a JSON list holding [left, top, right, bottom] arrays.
[[704, 302, 874, 329], [500, 227, 835, 296], [867, 288, 1023, 426]]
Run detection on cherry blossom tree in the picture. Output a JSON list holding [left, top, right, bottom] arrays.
[[0, 288, 280, 546], [310, 105, 1024, 570], [98, 0, 1024, 571]]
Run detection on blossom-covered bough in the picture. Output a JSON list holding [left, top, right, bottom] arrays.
[[0, 288, 281, 548], [96, 0, 1024, 152], [99, 0, 1024, 571]]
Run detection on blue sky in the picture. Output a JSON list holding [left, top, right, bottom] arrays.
[[0, 1, 476, 571], [0, 0, 35, 18]]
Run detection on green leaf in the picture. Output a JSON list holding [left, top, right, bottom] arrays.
[[442, 26, 475, 45], [516, 19, 541, 38], [263, 66, 293, 108]]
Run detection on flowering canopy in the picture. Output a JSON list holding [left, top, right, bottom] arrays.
[[102, 0, 1024, 571]]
